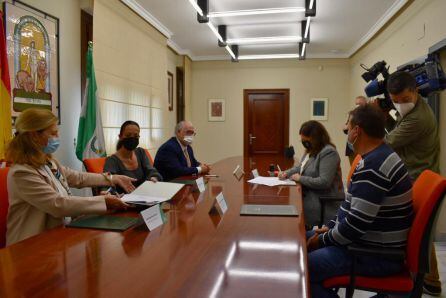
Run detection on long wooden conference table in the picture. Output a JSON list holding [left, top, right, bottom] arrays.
[[0, 156, 308, 297]]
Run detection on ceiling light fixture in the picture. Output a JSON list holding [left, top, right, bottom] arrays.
[[226, 36, 302, 45], [301, 43, 306, 56], [208, 7, 305, 18], [207, 22, 224, 43], [304, 17, 311, 39], [188, 0, 203, 17], [238, 54, 300, 60], [226, 45, 238, 61], [309, 0, 315, 10], [305, 0, 316, 17]]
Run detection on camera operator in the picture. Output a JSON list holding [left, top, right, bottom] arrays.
[[385, 71, 441, 296]]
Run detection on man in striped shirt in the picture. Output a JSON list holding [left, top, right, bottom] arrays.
[[307, 104, 413, 298]]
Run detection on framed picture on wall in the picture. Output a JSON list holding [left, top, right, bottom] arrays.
[[3, 0, 60, 121], [208, 99, 225, 122], [167, 71, 173, 111], [310, 98, 328, 121]]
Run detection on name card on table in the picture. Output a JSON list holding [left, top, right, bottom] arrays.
[[252, 169, 259, 178], [233, 165, 245, 180], [209, 192, 228, 216], [196, 177, 206, 193], [140, 205, 166, 231]]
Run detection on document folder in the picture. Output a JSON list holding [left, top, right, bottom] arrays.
[[67, 215, 141, 231], [240, 204, 299, 217]]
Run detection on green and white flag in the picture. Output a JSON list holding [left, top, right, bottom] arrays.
[[76, 42, 106, 161]]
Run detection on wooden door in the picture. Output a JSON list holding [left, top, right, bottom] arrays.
[[176, 67, 185, 123], [244, 89, 289, 156]]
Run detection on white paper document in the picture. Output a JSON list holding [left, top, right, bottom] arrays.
[[122, 181, 184, 204], [247, 176, 296, 187]]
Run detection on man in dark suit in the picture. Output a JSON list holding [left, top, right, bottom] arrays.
[[154, 121, 210, 181]]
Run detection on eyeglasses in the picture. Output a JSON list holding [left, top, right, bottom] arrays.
[[185, 130, 196, 136]]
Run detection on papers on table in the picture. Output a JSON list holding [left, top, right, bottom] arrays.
[[247, 176, 296, 187], [122, 181, 184, 205]]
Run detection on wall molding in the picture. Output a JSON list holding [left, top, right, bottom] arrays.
[[120, 0, 173, 39], [346, 0, 409, 57]]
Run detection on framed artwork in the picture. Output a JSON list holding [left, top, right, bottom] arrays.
[[310, 98, 328, 121], [3, 0, 60, 121], [167, 71, 173, 111], [208, 99, 225, 121]]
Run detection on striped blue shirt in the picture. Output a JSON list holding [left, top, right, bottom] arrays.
[[319, 143, 413, 248]]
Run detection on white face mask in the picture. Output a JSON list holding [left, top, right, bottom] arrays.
[[393, 102, 415, 118], [183, 135, 194, 144]]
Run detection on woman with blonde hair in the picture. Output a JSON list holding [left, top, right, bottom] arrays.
[[5, 108, 136, 245]]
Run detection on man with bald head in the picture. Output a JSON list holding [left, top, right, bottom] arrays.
[[354, 95, 367, 107], [154, 121, 211, 181]]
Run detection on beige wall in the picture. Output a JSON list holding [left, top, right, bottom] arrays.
[[191, 59, 352, 177], [16, 0, 83, 171], [93, 0, 174, 158], [184, 56, 193, 121], [349, 0, 446, 239]]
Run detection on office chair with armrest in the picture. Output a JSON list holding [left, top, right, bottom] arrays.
[[83, 157, 107, 195], [0, 167, 10, 248], [322, 170, 446, 298], [144, 149, 154, 165]]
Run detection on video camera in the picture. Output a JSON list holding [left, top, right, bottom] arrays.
[[362, 54, 446, 109], [361, 61, 392, 109]]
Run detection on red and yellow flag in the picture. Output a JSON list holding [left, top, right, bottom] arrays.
[[0, 11, 12, 160]]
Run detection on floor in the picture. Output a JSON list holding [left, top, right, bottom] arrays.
[[337, 242, 446, 298]]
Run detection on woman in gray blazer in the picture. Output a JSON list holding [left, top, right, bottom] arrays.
[[279, 121, 344, 227]]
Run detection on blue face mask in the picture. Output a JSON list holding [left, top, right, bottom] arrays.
[[347, 126, 358, 152], [43, 137, 60, 154]]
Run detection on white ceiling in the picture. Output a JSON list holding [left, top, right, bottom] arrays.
[[122, 0, 408, 60]]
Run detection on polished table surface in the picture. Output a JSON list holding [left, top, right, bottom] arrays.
[[0, 156, 308, 298]]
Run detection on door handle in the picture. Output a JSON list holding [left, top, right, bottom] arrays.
[[249, 134, 256, 145]]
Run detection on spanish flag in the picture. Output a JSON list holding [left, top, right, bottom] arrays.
[[0, 11, 11, 160]]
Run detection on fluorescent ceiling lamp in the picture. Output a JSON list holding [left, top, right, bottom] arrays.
[[207, 22, 224, 43], [238, 54, 300, 60], [188, 0, 203, 17], [301, 43, 307, 56], [225, 45, 236, 60], [304, 16, 311, 39], [226, 36, 301, 45], [309, 0, 315, 10], [208, 7, 305, 18]]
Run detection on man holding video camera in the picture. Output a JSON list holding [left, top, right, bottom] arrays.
[[385, 71, 441, 296]]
